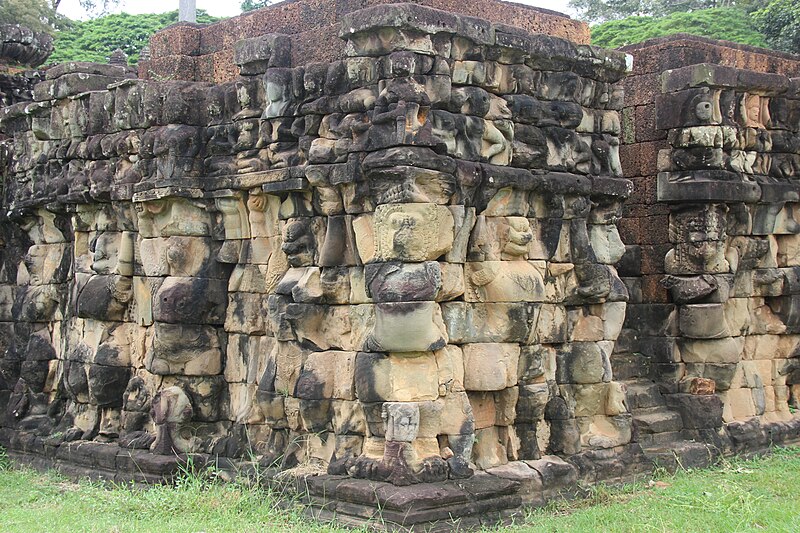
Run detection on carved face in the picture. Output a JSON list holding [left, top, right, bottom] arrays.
[[695, 101, 714, 122], [23, 245, 52, 285], [91, 232, 121, 274], [383, 402, 420, 442], [281, 220, 316, 267], [236, 82, 251, 108], [389, 210, 422, 258], [673, 206, 725, 242], [263, 70, 293, 118], [266, 81, 284, 103], [503, 217, 533, 258], [745, 95, 761, 125], [123, 377, 150, 412]]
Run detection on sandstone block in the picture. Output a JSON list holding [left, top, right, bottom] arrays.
[[365, 301, 448, 352], [145, 323, 222, 376], [679, 303, 729, 339], [295, 350, 357, 401], [434, 344, 465, 394], [576, 414, 631, 449], [354, 352, 439, 402], [679, 337, 743, 364], [556, 343, 611, 384], [372, 203, 454, 262], [442, 301, 538, 344], [462, 343, 520, 391], [464, 261, 546, 302], [472, 426, 508, 470]]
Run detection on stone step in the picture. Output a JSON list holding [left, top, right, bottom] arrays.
[[632, 406, 684, 434], [611, 353, 651, 380], [642, 441, 719, 472], [636, 430, 684, 449], [624, 380, 666, 409]]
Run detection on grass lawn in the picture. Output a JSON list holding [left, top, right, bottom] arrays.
[[1, 446, 799, 532]]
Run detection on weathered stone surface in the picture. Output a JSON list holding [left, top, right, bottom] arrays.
[[462, 344, 519, 391], [354, 352, 439, 402], [5, 4, 799, 523]]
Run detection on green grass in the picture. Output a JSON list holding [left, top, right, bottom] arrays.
[[0, 451, 349, 532], [509, 446, 800, 532], [0, 447, 799, 532]]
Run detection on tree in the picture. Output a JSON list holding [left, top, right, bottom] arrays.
[[591, 7, 769, 48], [53, 1, 122, 18], [0, 0, 69, 34], [569, 0, 764, 23], [752, 0, 800, 53], [240, 1, 275, 12], [48, 10, 220, 65], [568, 0, 658, 23]]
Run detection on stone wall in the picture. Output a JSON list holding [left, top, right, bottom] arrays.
[[139, 0, 589, 83], [1, 25, 53, 133], [0, 1, 640, 494], [1, 3, 800, 528], [618, 35, 800, 453]]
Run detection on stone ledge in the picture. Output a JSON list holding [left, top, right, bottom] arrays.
[[0, 24, 54, 68], [661, 63, 791, 95], [657, 171, 763, 203], [622, 33, 800, 64]]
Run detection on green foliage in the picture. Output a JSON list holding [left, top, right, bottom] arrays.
[[241, 0, 275, 12], [568, 0, 659, 23], [75, 1, 120, 16], [569, 0, 766, 23], [591, 7, 769, 49], [0, 0, 69, 35], [48, 10, 220, 65], [752, 0, 800, 53]]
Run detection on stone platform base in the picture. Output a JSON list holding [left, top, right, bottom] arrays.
[[302, 474, 524, 530], [3, 418, 800, 530]]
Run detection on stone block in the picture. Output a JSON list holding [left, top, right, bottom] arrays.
[[234, 34, 291, 74], [516, 383, 550, 423], [575, 414, 632, 449], [679, 337, 743, 364], [472, 426, 508, 470], [225, 292, 267, 335], [152, 277, 227, 325], [354, 352, 439, 402], [722, 387, 757, 422], [372, 203, 455, 262], [430, 391, 474, 435], [434, 344, 465, 394], [464, 261, 546, 303], [442, 302, 538, 344], [462, 344, 520, 391], [295, 350, 357, 401], [679, 303, 729, 339], [518, 344, 554, 384], [145, 323, 222, 376], [556, 343, 611, 385], [666, 393, 723, 429], [365, 301, 448, 353], [469, 391, 497, 430]]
